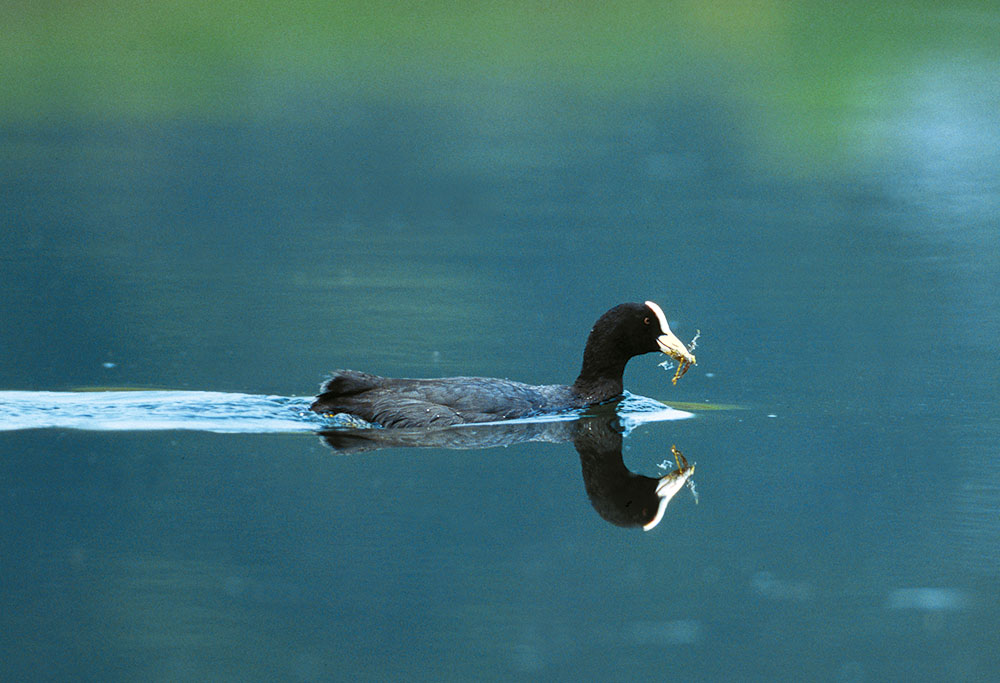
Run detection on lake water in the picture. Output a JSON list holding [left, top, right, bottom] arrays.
[[3, 5, 1000, 681]]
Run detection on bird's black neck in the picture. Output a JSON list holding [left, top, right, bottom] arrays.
[[571, 339, 629, 404]]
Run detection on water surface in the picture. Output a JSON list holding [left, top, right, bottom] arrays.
[[3, 3, 999, 680]]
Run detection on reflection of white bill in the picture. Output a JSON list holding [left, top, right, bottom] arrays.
[[643, 445, 696, 531]]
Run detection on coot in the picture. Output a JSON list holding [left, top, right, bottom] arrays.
[[310, 301, 695, 428]]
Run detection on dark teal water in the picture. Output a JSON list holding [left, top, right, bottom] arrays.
[[3, 70, 1000, 681]]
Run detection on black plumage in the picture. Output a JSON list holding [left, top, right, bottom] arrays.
[[310, 301, 694, 428]]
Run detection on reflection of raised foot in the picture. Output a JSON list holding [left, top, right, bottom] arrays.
[[671, 444, 689, 470]]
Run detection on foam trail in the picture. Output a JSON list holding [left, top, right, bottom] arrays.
[[0, 391, 325, 433]]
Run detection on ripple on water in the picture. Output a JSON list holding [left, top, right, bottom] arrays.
[[0, 389, 693, 434]]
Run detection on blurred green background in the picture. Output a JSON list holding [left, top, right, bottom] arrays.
[[6, 1, 997, 174]]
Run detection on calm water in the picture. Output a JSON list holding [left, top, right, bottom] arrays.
[[3, 6, 1000, 681]]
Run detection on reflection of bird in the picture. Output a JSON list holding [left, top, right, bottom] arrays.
[[311, 301, 695, 428], [318, 417, 578, 453], [574, 418, 695, 530], [318, 409, 696, 531]]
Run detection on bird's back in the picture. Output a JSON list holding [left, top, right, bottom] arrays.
[[310, 370, 577, 428]]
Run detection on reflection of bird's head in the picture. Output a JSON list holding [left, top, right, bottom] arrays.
[[573, 416, 692, 531]]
